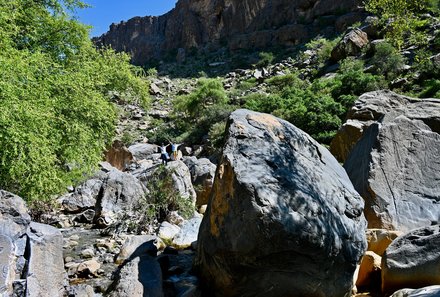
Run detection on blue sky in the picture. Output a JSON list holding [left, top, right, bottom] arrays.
[[75, 1, 178, 37]]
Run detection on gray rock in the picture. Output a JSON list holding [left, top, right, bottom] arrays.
[[115, 235, 158, 265], [94, 169, 147, 227], [128, 143, 159, 161], [172, 217, 202, 249], [195, 109, 367, 297], [343, 91, 440, 231], [108, 255, 163, 297], [390, 285, 440, 297], [0, 190, 31, 238], [382, 226, 440, 295], [331, 28, 369, 61], [167, 161, 197, 205], [183, 157, 216, 206], [158, 221, 181, 242], [58, 179, 102, 213], [26, 222, 66, 297]]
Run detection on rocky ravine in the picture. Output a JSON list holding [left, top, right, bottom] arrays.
[[2, 91, 440, 296], [94, 0, 365, 65]]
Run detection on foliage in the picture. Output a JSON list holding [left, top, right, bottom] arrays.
[[364, 0, 434, 48], [243, 59, 385, 143], [369, 41, 406, 79], [0, 0, 149, 201], [256, 51, 275, 67], [305, 37, 340, 65]]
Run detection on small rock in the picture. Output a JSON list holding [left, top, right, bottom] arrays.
[[77, 259, 101, 276], [158, 222, 181, 242], [172, 217, 202, 249], [81, 248, 95, 259]]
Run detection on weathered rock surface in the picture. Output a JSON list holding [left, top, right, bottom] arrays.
[[382, 225, 440, 295], [356, 251, 381, 288], [58, 179, 102, 213], [26, 222, 66, 297], [343, 91, 440, 231], [172, 217, 202, 249], [195, 109, 367, 297], [331, 28, 369, 61], [167, 161, 197, 204], [183, 157, 216, 206], [108, 255, 163, 297], [128, 143, 159, 161], [390, 285, 440, 297], [115, 235, 158, 265], [366, 229, 402, 256], [105, 140, 134, 171], [94, 169, 147, 227], [94, 0, 364, 65]]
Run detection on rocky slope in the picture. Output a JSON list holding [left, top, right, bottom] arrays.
[[94, 0, 365, 65]]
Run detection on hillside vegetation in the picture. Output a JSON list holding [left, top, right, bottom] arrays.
[[0, 0, 149, 202]]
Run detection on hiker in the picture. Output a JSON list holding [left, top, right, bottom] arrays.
[[171, 142, 181, 160], [160, 143, 170, 165]]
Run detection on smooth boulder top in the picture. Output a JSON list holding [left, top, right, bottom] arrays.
[[195, 109, 367, 297]]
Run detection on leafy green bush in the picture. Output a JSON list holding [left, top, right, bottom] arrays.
[[0, 0, 149, 201], [365, 0, 434, 48], [256, 51, 275, 67], [370, 42, 406, 80], [305, 37, 340, 64]]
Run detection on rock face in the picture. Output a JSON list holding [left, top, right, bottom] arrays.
[[331, 28, 369, 61], [194, 109, 367, 297], [0, 190, 67, 296], [26, 223, 66, 297], [183, 157, 216, 206], [382, 225, 440, 295], [94, 0, 364, 65], [105, 140, 133, 171], [342, 91, 440, 231], [390, 285, 440, 297]]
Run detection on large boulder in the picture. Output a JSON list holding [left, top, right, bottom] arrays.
[[128, 143, 159, 161], [331, 28, 369, 61], [343, 91, 440, 231], [194, 109, 367, 297], [94, 169, 147, 227], [26, 222, 66, 297], [382, 225, 440, 295], [58, 178, 102, 213], [183, 157, 216, 206]]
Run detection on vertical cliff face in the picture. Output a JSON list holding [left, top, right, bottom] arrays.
[[94, 0, 364, 65]]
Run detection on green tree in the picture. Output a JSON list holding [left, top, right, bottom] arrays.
[[0, 0, 149, 201]]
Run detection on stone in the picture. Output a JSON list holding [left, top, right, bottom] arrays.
[[128, 143, 159, 161], [390, 285, 440, 297], [172, 217, 202, 249], [382, 225, 440, 295], [183, 157, 216, 206], [108, 254, 163, 297], [26, 222, 66, 297], [330, 119, 366, 163], [0, 190, 31, 239], [158, 221, 181, 242], [356, 251, 382, 288], [0, 235, 14, 295], [343, 91, 440, 231], [81, 248, 95, 258], [194, 109, 367, 297], [115, 235, 158, 265], [150, 83, 162, 95], [366, 229, 402, 256], [76, 259, 101, 276], [66, 285, 94, 297], [331, 28, 369, 61], [104, 140, 134, 171], [58, 179, 102, 213], [94, 169, 147, 227]]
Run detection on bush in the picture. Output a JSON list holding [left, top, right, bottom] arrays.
[[256, 51, 275, 67], [370, 42, 406, 79], [0, 0, 149, 201]]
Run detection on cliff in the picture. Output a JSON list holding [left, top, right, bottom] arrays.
[[94, 0, 365, 65]]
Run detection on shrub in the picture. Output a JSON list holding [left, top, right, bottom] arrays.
[[370, 42, 406, 80], [256, 51, 275, 67], [0, 0, 149, 201]]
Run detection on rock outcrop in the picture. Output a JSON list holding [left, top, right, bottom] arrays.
[[183, 157, 216, 206], [342, 91, 440, 231], [94, 0, 364, 65], [382, 225, 440, 295], [194, 109, 367, 297], [390, 285, 440, 297], [0, 190, 67, 296]]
